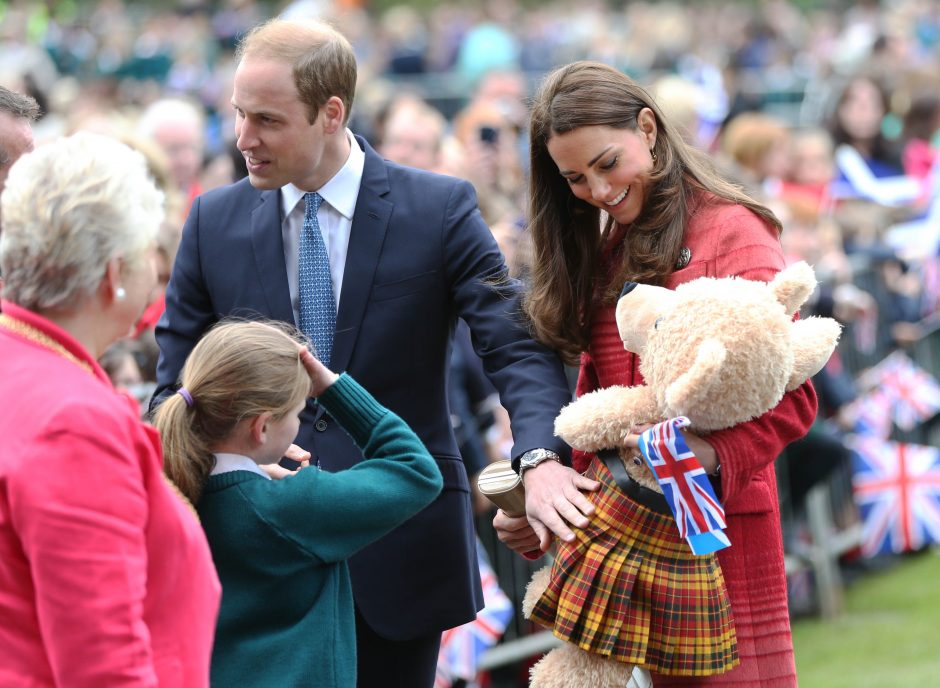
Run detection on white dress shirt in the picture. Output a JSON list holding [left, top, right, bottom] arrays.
[[211, 452, 271, 479], [281, 130, 365, 326]]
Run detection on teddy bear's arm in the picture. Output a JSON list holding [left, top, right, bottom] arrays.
[[554, 385, 660, 451], [786, 317, 842, 390]]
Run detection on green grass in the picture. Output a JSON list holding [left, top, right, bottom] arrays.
[[793, 548, 940, 687]]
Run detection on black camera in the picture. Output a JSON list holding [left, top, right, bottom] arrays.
[[478, 125, 500, 145]]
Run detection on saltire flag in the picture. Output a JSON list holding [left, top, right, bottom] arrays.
[[638, 417, 731, 555], [435, 544, 513, 688], [848, 435, 940, 556], [857, 350, 940, 431], [842, 387, 894, 439]]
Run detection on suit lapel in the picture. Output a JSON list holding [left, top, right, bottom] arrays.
[[250, 189, 296, 325], [332, 138, 392, 373]]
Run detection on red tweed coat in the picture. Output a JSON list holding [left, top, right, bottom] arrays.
[[574, 197, 815, 687]]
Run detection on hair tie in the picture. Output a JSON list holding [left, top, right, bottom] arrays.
[[177, 387, 194, 408]]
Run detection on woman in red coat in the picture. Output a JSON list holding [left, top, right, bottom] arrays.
[[0, 132, 220, 687], [495, 61, 816, 687]]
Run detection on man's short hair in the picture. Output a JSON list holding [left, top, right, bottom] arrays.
[[0, 85, 40, 121]]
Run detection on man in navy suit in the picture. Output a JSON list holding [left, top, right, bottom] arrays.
[[153, 17, 599, 687]]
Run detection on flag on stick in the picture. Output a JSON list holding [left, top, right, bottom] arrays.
[[639, 417, 731, 555]]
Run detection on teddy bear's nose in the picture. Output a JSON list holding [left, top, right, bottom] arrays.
[[620, 281, 638, 298]]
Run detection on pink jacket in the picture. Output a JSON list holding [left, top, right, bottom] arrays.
[[0, 301, 220, 687]]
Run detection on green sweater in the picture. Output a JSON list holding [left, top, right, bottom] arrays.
[[198, 374, 443, 688]]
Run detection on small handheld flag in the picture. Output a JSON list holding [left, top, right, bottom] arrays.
[[638, 417, 731, 555]]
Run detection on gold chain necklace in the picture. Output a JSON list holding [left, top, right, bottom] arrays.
[[162, 473, 200, 522], [0, 314, 200, 521], [0, 313, 94, 376]]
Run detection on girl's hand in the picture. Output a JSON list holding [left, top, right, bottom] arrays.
[[298, 347, 339, 397], [260, 444, 311, 479]]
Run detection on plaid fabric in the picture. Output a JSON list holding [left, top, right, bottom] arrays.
[[529, 456, 739, 676]]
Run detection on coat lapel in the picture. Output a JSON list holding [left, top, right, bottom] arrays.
[[250, 189, 296, 325], [332, 138, 392, 373]]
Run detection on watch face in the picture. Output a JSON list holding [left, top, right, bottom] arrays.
[[521, 449, 558, 471]]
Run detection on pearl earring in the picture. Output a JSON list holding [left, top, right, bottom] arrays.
[[650, 148, 657, 163], [115, 287, 127, 301]]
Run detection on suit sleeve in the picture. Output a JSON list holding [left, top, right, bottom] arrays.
[[439, 180, 572, 464], [11, 406, 157, 686], [152, 197, 218, 411]]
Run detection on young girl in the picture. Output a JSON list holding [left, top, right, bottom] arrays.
[[153, 320, 443, 688]]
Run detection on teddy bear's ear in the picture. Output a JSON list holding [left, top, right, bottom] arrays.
[[770, 261, 817, 315]]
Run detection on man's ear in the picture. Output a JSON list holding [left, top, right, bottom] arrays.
[[321, 96, 346, 135], [248, 411, 273, 446]]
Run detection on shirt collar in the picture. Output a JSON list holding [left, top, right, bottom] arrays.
[[211, 453, 271, 479], [282, 129, 364, 219]]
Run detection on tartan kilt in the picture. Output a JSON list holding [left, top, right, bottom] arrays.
[[529, 455, 739, 676]]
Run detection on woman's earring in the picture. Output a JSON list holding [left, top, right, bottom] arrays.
[[115, 287, 127, 301], [650, 148, 657, 163]]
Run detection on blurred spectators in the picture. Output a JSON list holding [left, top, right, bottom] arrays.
[[4, 0, 940, 651], [136, 96, 206, 212]]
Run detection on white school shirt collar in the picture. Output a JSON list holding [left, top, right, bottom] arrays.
[[211, 452, 272, 480]]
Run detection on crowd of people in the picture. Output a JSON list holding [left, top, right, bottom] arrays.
[[1, 1, 939, 687]]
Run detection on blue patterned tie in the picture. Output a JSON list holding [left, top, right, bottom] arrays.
[[298, 192, 336, 366]]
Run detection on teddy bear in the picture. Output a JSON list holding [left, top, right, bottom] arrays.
[[521, 260, 841, 687]]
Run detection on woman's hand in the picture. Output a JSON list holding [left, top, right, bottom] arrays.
[[622, 425, 720, 474], [298, 347, 339, 397]]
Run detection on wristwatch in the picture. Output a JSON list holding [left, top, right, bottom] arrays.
[[518, 448, 562, 476]]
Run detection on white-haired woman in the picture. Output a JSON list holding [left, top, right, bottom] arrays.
[[0, 132, 220, 687]]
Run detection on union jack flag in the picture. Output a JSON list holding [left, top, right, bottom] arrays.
[[435, 543, 513, 688], [842, 387, 894, 439], [639, 417, 731, 555], [857, 351, 940, 431], [848, 435, 940, 556]]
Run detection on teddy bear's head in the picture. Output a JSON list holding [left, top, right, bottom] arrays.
[[615, 260, 841, 431]]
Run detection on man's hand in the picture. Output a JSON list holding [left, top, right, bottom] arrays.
[[492, 509, 543, 557], [521, 460, 600, 551]]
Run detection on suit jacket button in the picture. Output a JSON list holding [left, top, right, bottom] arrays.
[[315, 419, 328, 432]]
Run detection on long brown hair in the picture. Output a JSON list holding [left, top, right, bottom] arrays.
[[153, 320, 311, 503], [525, 61, 781, 364]]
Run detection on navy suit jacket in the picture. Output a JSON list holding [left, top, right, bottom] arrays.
[[154, 136, 572, 639]]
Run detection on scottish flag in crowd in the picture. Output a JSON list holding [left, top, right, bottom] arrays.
[[639, 416, 730, 555], [849, 435, 940, 556]]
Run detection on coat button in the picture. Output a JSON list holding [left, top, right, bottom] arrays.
[[315, 419, 328, 432]]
